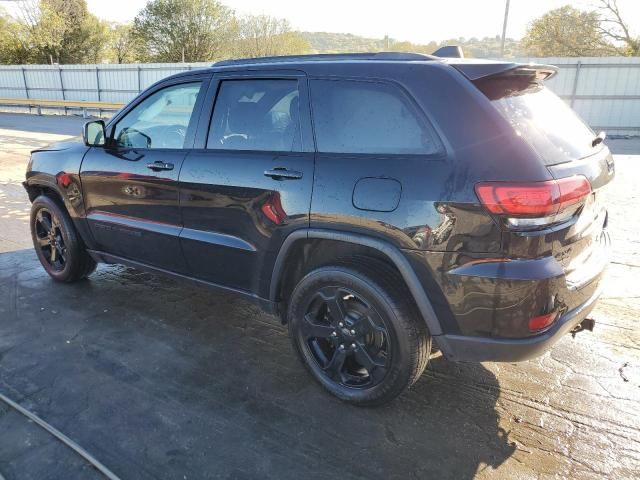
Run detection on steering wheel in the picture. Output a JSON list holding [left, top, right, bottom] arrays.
[[117, 127, 152, 149]]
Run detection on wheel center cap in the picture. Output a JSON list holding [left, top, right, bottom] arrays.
[[341, 327, 351, 337]]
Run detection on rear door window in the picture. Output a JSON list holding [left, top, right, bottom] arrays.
[[490, 86, 600, 164], [310, 79, 440, 155], [207, 79, 301, 152]]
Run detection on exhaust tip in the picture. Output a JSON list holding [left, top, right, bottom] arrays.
[[571, 318, 595, 338]]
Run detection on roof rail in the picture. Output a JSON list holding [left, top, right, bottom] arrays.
[[213, 52, 436, 67]]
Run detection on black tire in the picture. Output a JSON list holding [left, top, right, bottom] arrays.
[[287, 259, 431, 406], [30, 195, 96, 283]]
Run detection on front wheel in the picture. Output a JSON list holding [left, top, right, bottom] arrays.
[[30, 195, 96, 283], [287, 261, 431, 406]]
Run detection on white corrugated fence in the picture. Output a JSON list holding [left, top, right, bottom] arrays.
[[0, 57, 639, 135]]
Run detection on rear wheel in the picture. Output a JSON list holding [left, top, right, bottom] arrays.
[[30, 195, 96, 282], [288, 261, 430, 406]]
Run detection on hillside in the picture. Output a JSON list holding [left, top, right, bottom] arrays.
[[300, 31, 524, 58]]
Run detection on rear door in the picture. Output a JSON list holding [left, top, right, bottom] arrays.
[[178, 72, 315, 295], [80, 76, 209, 272]]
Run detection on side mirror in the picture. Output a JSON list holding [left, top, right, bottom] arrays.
[[83, 120, 106, 147]]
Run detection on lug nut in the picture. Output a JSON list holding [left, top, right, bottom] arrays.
[[338, 322, 344, 327], [339, 344, 345, 350], [350, 329, 356, 335], [351, 343, 357, 349], [331, 331, 337, 337]]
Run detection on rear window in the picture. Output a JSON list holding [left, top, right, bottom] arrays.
[[310, 79, 440, 155], [490, 86, 600, 165]]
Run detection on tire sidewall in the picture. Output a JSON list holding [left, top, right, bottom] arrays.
[[30, 196, 81, 282], [288, 266, 414, 404]]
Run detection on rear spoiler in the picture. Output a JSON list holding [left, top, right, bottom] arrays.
[[469, 65, 559, 100], [451, 62, 558, 82]]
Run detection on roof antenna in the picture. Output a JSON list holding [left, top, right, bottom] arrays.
[[432, 46, 464, 59]]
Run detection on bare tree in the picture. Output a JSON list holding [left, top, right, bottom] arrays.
[[596, 0, 639, 55]]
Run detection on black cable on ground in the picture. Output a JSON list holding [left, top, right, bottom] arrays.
[[0, 391, 121, 480]]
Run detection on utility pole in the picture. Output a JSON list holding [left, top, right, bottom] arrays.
[[500, 0, 511, 57]]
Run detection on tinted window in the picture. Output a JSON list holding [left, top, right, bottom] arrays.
[[491, 86, 599, 165], [113, 82, 202, 149], [207, 79, 301, 152], [310, 79, 439, 155]]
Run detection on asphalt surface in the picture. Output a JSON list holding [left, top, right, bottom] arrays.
[[0, 113, 639, 479]]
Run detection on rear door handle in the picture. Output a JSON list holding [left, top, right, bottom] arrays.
[[146, 161, 174, 171], [264, 168, 303, 180]]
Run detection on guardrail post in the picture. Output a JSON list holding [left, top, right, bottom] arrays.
[[570, 60, 582, 108]]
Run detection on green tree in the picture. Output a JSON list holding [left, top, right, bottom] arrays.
[[522, 5, 615, 57], [0, 9, 32, 64], [11, 0, 110, 64], [235, 15, 309, 58], [132, 0, 237, 62], [108, 24, 140, 64]]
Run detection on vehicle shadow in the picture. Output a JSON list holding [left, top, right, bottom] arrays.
[[0, 249, 516, 480]]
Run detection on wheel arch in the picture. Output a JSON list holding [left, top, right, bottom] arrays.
[[25, 177, 95, 249], [269, 229, 443, 336], [24, 179, 66, 207]]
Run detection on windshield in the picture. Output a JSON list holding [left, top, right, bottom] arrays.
[[491, 86, 600, 165]]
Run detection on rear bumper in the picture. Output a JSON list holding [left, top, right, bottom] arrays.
[[436, 285, 602, 362]]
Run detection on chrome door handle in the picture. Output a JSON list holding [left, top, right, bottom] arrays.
[[264, 168, 303, 180], [146, 161, 174, 171]]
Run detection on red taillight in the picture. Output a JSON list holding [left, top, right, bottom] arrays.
[[528, 312, 558, 332], [475, 176, 591, 221]]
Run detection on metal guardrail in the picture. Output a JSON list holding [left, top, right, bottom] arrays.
[[0, 97, 124, 117]]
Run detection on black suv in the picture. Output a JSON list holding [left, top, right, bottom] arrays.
[[24, 52, 613, 405]]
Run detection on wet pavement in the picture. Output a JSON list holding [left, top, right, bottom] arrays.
[[0, 113, 639, 479]]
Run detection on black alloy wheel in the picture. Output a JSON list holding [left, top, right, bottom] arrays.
[[300, 286, 390, 389], [33, 207, 67, 271], [288, 261, 430, 406], [30, 195, 96, 282]]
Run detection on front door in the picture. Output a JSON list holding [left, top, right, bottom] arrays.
[[179, 74, 315, 295], [80, 77, 208, 272]]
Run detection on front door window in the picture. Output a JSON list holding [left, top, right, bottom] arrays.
[[113, 82, 202, 149]]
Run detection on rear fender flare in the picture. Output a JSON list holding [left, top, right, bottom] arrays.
[[269, 229, 443, 336]]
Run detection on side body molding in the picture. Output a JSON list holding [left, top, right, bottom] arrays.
[[269, 229, 443, 336]]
